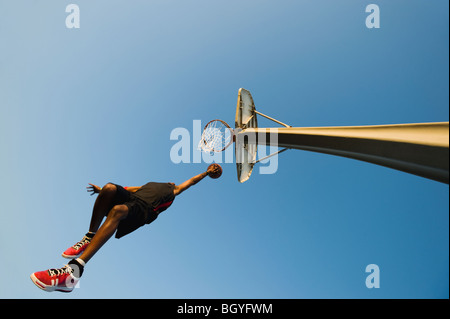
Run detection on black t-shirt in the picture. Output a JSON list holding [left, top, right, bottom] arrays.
[[134, 182, 175, 214]]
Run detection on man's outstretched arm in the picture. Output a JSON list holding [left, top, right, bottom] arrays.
[[87, 183, 140, 195], [173, 171, 208, 196], [174, 165, 220, 196]]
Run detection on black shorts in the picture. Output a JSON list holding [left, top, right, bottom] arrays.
[[109, 183, 158, 239]]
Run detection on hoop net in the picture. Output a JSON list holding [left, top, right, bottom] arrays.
[[198, 119, 233, 152]]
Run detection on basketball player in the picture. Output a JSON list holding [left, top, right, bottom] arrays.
[[30, 164, 222, 292]]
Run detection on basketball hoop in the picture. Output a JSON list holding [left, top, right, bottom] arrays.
[[198, 119, 234, 153], [198, 89, 291, 182]]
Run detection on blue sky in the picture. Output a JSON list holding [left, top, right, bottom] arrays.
[[0, 0, 448, 299]]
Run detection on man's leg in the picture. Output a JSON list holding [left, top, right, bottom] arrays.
[[62, 184, 126, 259], [89, 183, 123, 233], [30, 201, 129, 292], [78, 204, 129, 264]]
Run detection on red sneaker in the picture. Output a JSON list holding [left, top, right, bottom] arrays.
[[30, 265, 79, 293], [62, 234, 92, 259]]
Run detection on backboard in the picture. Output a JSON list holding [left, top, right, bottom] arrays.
[[235, 88, 258, 183]]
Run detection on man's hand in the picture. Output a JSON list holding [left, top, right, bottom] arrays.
[[207, 164, 222, 179], [87, 183, 102, 196]]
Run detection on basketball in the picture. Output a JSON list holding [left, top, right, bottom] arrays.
[[207, 164, 222, 179]]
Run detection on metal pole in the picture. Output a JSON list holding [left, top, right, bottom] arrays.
[[254, 148, 289, 164], [254, 110, 291, 128], [239, 122, 449, 184]]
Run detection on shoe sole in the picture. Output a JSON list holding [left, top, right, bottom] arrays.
[[30, 273, 74, 293], [62, 252, 81, 259]]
